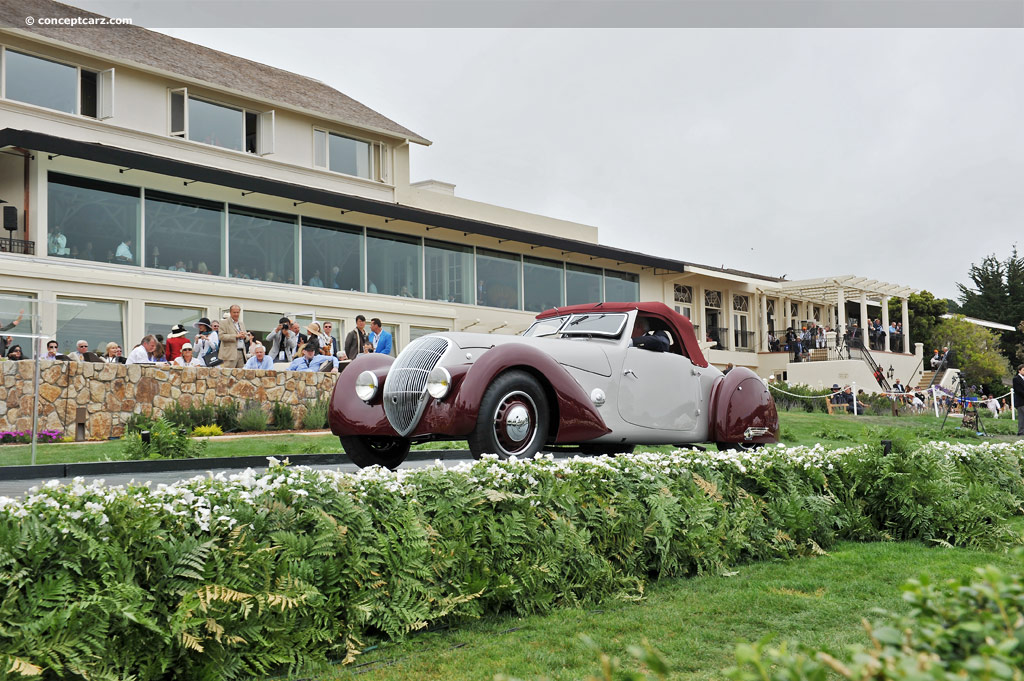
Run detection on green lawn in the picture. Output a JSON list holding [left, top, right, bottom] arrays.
[[318, 530, 1024, 681], [1, 410, 1019, 467]]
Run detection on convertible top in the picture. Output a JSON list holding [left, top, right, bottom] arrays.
[[535, 302, 709, 368]]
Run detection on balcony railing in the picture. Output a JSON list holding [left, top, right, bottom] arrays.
[[0, 238, 35, 255], [734, 330, 755, 351], [705, 326, 728, 349]]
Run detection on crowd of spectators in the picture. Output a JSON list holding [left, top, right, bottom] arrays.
[[0, 305, 397, 375]]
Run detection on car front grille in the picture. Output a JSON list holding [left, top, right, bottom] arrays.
[[382, 336, 451, 436]]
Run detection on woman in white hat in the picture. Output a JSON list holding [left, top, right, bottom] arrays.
[[166, 323, 189, 363], [172, 342, 202, 367]]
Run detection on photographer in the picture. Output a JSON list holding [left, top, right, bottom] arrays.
[[266, 316, 297, 363], [191, 317, 219, 364]]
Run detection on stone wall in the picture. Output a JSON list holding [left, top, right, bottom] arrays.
[[0, 360, 340, 439]]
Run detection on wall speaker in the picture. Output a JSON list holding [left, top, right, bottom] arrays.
[[2, 206, 16, 233]]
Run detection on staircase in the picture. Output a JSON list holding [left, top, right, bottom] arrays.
[[915, 370, 939, 390]]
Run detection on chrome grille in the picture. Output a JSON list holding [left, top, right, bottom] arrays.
[[383, 336, 451, 436]]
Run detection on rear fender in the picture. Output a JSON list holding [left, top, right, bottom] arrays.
[[709, 367, 779, 444], [453, 343, 611, 443]]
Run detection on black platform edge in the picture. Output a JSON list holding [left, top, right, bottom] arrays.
[[0, 450, 478, 481]]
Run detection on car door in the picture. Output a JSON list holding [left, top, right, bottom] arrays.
[[617, 346, 701, 431]]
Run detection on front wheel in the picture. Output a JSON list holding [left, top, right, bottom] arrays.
[[468, 370, 550, 459], [340, 435, 411, 469]]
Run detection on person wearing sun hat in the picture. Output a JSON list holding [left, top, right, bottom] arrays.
[[192, 317, 219, 364], [172, 342, 202, 367], [165, 323, 190, 363]]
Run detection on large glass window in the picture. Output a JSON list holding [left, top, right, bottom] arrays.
[[242, 311, 290, 347], [366, 230, 420, 298], [144, 304, 203, 341], [48, 173, 140, 266], [425, 240, 473, 303], [228, 206, 297, 284], [523, 257, 564, 312], [0, 292, 37, 359], [5, 50, 77, 114], [145, 190, 224, 276], [604, 270, 639, 302], [188, 97, 243, 151], [476, 249, 521, 310], [410, 326, 447, 342], [565, 264, 602, 305], [56, 298, 123, 356], [301, 218, 363, 291]]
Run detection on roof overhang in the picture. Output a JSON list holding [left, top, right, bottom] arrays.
[[941, 314, 1017, 332], [779, 275, 916, 305], [1, 128, 689, 273]]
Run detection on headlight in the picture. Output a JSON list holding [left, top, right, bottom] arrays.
[[426, 366, 452, 400], [354, 370, 379, 402]]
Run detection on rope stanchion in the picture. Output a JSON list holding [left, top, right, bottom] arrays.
[[766, 384, 833, 400]]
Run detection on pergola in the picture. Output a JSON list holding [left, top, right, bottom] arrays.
[[775, 276, 918, 353]]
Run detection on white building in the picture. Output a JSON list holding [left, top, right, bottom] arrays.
[[0, 0, 923, 392]]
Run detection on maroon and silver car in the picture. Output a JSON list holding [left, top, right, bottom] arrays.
[[329, 302, 779, 468]]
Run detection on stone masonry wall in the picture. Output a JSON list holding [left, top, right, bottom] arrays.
[[0, 360, 340, 439]]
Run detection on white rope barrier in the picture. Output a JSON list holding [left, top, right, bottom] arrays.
[[765, 382, 1013, 414]]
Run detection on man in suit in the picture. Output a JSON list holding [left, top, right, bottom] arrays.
[[343, 315, 368, 360], [368, 318, 393, 356], [1013, 363, 1024, 437], [218, 304, 251, 368]]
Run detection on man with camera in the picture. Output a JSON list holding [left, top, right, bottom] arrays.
[[266, 317, 297, 363]]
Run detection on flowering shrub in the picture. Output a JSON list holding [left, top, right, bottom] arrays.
[[0, 429, 63, 445], [0, 441, 1021, 679]]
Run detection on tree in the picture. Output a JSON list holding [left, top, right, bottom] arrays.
[[887, 290, 947, 351], [929, 315, 1011, 392], [956, 246, 1024, 364]]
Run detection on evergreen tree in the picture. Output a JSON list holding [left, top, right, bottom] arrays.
[[955, 246, 1024, 363]]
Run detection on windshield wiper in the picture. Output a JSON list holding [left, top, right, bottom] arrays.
[[567, 315, 589, 327]]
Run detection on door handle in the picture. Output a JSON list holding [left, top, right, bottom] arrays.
[[623, 369, 638, 379]]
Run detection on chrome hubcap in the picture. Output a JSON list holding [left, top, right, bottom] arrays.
[[493, 390, 538, 456]]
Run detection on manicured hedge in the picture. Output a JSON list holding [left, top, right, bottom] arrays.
[[1, 440, 1022, 679]]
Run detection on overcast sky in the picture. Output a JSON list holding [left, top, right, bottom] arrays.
[[59, 5, 1024, 299]]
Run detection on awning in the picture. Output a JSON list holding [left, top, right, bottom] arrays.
[[778, 275, 916, 305], [1, 128, 698, 274]]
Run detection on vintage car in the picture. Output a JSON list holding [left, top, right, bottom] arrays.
[[329, 302, 778, 468]]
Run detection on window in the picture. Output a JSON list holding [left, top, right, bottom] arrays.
[[313, 129, 387, 181], [144, 304, 203, 340], [410, 326, 448, 342], [145, 190, 224, 276], [0, 292, 37, 358], [705, 290, 722, 309], [425, 240, 473, 303], [48, 173, 140, 266], [3, 49, 113, 118], [523, 257, 564, 312], [301, 218, 363, 290], [674, 284, 693, 304], [565, 264, 602, 305], [732, 295, 751, 350], [476, 248, 521, 310], [604, 270, 638, 302], [228, 206, 297, 284], [732, 295, 749, 312], [366, 230, 421, 298], [242, 311, 290, 347], [168, 88, 273, 154], [56, 298, 123, 356], [704, 290, 724, 348]]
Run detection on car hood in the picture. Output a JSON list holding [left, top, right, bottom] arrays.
[[440, 332, 614, 377]]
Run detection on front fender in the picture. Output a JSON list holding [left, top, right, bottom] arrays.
[[451, 343, 611, 443], [329, 353, 395, 436], [709, 367, 779, 444]]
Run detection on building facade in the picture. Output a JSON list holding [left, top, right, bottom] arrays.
[[0, 1, 923, 392]]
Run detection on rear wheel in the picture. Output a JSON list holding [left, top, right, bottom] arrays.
[[579, 443, 635, 456], [468, 370, 550, 459], [716, 441, 764, 452], [340, 435, 411, 469]]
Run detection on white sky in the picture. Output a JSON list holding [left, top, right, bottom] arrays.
[[61, 12, 1024, 299]]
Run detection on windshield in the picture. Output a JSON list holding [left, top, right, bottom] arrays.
[[561, 313, 628, 337], [523, 316, 568, 337]]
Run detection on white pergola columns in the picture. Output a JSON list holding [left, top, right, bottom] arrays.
[[760, 292, 769, 351], [882, 296, 891, 351]]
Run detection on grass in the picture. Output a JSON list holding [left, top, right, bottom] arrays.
[[2, 410, 1018, 467], [315, 527, 1024, 681]]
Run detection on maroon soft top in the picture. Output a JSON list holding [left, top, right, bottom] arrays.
[[535, 301, 709, 368]]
